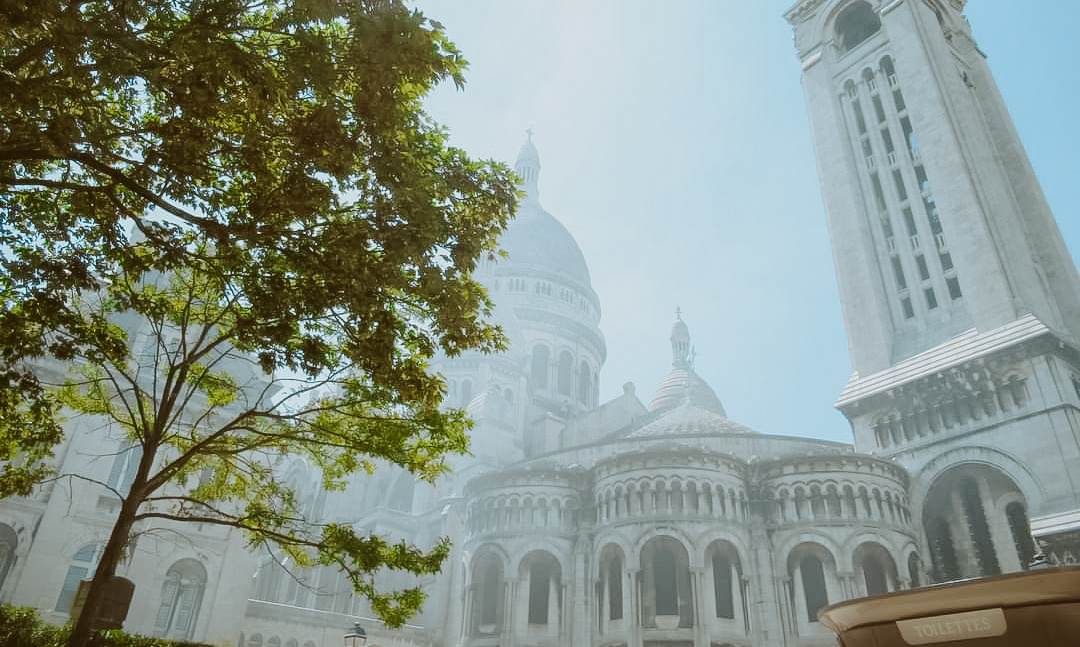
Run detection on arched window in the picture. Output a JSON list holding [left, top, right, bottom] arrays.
[[523, 552, 560, 626], [108, 442, 143, 496], [472, 554, 503, 635], [557, 351, 572, 396], [654, 548, 678, 616], [862, 556, 888, 596], [384, 472, 415, 513], [531, 345, 549, 389], [0, 524, 16, 594], [712, 553, 734, 619], [908, 553, 922, 588], [599, 546, 624, 622], [836, 1, 881, 53], [960, 478, 1000, 575], [928, 518, 960, 581], [253, 555, 284, 601], [1006, 502, 1035, 569], [800, 555, 828, 622], [152, 559, 207, 640], [56, 543, 102, 613], [577, 360, 591, 404]]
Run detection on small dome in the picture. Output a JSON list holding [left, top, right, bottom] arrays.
[[649, 313, 725, 413]]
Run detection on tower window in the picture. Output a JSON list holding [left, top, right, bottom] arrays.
[[893, 89, 906, 112], [916, 255, 930, 281], [853, 99, 867, 134], [901, 297, 915, 319], [836, 2, 882, 53], [881, 128, 895, 154], [871, 174, 887, 212], [939, 252, 954, 271], [891, 257, 907, 290], [893, 170, 907, 201], [872, 95, 887, 123], [946, 277, 962, 299], [902, 208, 917, 236], [924, 288, 938, 309]]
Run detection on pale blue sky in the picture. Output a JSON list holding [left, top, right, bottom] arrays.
[[418, 1, 1080, 444]]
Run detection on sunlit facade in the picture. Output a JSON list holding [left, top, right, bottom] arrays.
[[1, 3, 1079, 647]]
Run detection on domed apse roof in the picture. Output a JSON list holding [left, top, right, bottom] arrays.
[[496, 133, 592, 288], [629, 400, 758, 437]]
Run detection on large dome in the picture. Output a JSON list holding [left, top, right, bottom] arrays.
[[498, 202, 592, 288], [495, 135, 593, 289]]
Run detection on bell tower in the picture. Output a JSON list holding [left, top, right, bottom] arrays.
[[787, 0, 1080, 577]]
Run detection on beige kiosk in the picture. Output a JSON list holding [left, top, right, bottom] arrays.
[[818, 567, 1080, 646]]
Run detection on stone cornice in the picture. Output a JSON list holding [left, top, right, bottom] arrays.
[[837, 315, 1058, 407], [784, 0, 830, 26]]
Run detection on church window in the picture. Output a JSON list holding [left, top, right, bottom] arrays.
[[837, 2, 881, 53], [712, 554, 734, 619], [916, 255, 930, 281], [108, 442, 143, 496], [800, 555, 828, 622], [891, 257, 907, 290], [870, 174, 887, 212], [872, 95, 887, 123], [152, 559, 207, 640], [56, 543, 102, 613], [893, 170, 907, 201], [557, 351, 572, 396], [946, 277, 962, 299], [924, 287, 938, 309], [1006, 502, 1035, 569], [901, 297, 915, 319], [531, 345, 549, 389]]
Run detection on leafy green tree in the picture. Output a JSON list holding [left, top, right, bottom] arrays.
[[0, 0, 517, 645]]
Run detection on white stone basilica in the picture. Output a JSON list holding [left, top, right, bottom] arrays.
[[1, 2, 1079, 647]]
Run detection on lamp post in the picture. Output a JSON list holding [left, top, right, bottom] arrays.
[[344, 623, 366, 647]]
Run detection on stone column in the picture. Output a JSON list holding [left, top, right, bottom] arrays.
[[691, 566, 707, 647]]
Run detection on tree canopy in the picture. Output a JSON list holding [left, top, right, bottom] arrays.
[[0, 0, 517, 642]]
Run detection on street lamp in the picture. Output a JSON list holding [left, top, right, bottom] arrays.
[[344, 623, 366, 647]]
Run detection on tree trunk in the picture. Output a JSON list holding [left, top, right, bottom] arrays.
[[67, 493, 139, 647]]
